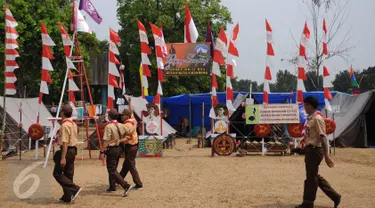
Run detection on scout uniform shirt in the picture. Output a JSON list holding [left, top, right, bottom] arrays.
[[103, 120, 135, 146], [123, 119, 138, 145], [60, 118, 78, 146], [305, 111, 326, 147]]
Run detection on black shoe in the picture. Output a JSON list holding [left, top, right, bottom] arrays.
[[134, 184, 143, 190], [59, 197, 71, 203], [71, 188, 82, 203], [334, 195, 341, 208], [123, 185, 133, 197], [105, 188, 116, 193]]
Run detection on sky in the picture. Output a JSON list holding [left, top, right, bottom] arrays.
[[85, 0, 375, 84]]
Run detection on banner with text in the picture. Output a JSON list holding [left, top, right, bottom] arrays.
[[245, 104, 300, 124], [164, 42, 211, 76]]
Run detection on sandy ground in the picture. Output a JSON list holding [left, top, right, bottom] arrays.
[[1, 139, 375, 208]]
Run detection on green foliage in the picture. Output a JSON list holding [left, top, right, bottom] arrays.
[[332, 66, 375, 94], [0, 0, 103, 104], [117, 0, 232, 96], [273, 70, 297, 92]]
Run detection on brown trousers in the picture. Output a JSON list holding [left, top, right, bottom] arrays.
[[106, 146, 131, 190], [53, 147, 81, 202], [120, 144, 142, 186], [303, 145, 339, 206]]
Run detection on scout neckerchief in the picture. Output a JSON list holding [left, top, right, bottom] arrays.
[[300, 111, 323, 148]]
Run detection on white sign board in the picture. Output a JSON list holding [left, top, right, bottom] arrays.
[[246, 104, 300, 124], [246, 98, 254, 105]]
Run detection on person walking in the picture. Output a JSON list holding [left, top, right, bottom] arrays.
[[119, 109, 143, 190], [101, 109, 134, 196], [53, 104, 82, 203], [295, 96, 341, 208]]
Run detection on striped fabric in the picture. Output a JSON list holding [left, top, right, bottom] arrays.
[[150, 23, 166, 107], [263, 19, 274, 104], [107, 28, 121, 109], [296, 22, 310, 103], [5, 5, 19, 95], [38, 23, 55, 123], [137, 19, 152, 98], [322, 19, 332, 111], [210, 28, 227, 119], [60, 24, 78, 104], [226, 23, 239, 111]]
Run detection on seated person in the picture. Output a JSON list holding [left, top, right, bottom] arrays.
[[176, 117, 189, 137]]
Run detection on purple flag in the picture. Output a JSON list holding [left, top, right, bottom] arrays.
[[79, 0, 102, 24]]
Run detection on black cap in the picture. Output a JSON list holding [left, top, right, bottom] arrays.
[[303, 96, 319, 109]]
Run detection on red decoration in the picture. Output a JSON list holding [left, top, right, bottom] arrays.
[[28, 123, 44, 140], [288, 123, 304, 138], [254, 124, 271, 138], [325, 118, 336, 135]]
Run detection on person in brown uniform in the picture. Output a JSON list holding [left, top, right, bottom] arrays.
[[296, 96, 341, 208], [100, 108, 133, 196], [119, 108, 143, 190], [53, 104, 82, 203]]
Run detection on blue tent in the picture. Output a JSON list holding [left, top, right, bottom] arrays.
[[146, 91, 346, 131]]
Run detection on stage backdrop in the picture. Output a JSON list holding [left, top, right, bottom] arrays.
[[164, 42, 211, 76]]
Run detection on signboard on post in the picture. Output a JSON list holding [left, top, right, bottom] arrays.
[[245, 104, 300, 124], [164, 43, 211, 76], [331, 105, 340, 113]]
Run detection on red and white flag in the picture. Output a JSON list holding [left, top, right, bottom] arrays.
[[322, 19, 332, 111], [39, 23, 55, 102], [263, 19, 274, 104], [38, 23, 55, 122], [212, 28, 227, 76], [150, 23, 166, 107], [226, 23, 239, 111], [60, 24, 78, 104], [107, 28, 121, 109], [296, 22, 310, 103], [210, 27, 227, 119], [5, 5, 19, 95], [184, 2, 198, 43], [137, 20, 152, 98]]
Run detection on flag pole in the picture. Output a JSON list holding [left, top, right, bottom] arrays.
[[1, 1, 7, 158]]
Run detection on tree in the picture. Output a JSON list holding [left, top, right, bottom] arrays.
[[286, 0, 353, 90], [273, 70, 297, 92], [332, 70, 351, 93], [232, 78, 261, 92], [0, 0, 103, 104], [332, 66, 375, 94], [117, 0, 232, 96]]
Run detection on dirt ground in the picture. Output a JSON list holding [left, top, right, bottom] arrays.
[[1, 139, 375, 208]]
